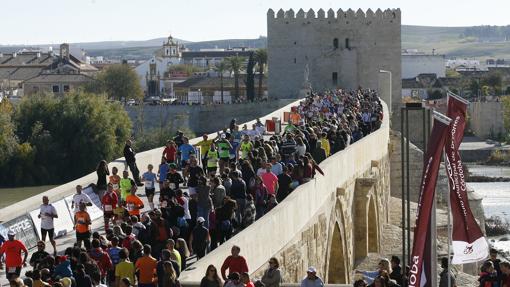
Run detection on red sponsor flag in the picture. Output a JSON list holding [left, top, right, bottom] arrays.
[[445, 93, 489, 264], [409, 112, 451, 287]]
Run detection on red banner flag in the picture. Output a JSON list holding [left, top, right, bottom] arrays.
[[445, 93, 489, 264], [410, 112, 451, 287]]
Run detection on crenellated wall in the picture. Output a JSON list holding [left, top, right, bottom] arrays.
[[267, 8, 401, 113], [178, 101, 391, 284]]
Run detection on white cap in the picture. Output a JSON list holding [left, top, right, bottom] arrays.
[[7, 230, 15, 236], [197, 217, 205, 223], [307, 266, 317, 273]]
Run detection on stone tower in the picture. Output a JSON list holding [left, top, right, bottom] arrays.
[[267, 8, 401, 108]]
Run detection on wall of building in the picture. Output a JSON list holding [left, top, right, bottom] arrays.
[[178, 101, 390, 284], [124, 100, 294, 135], [469, 101, 505, 139], [402, 54, 446, 79], [267, 8, 401, 113]]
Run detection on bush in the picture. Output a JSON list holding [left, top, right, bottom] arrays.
[[486, 216, 510, 236]]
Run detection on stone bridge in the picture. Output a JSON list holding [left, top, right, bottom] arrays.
[[0, 99, 390, 285]]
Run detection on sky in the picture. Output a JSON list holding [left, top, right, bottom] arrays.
[[2, 0, 509, 45]]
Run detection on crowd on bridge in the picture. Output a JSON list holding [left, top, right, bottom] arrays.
[[0, 88, 384, 287]]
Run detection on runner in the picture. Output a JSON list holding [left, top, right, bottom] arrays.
[[74, 202, 92, 250], [109, 166, 122, 198], [119, 170, 135, 202], [158, 157, 170, 190], [123, 139, 143, 186], [216, 134, 232, 175], [195, 134, 214, 172], [102, 183, 119, 231], [205, 143, 219, 177], [71, 185, 92, 214], [162, 140, 177, 164], [38, 196, 58, 255], [178, 137, 196, 173], [125, 185, 144, 218], [239, 135, 253, 160], [167, 163, 184, 195], [0, 231, 28, 281], [142, 164, 157, 210]]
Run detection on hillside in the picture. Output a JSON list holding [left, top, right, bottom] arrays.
[[4, 25, 510, 60]]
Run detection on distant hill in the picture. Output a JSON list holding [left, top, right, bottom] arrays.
[[4, 25, 510, 60]]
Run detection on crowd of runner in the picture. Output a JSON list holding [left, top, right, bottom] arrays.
[[0, 88, 383, 287]]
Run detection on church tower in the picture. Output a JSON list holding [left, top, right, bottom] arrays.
[[163, 35, 181, 61]]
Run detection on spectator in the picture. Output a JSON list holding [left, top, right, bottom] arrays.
[[300, 267, 323, 287], [439, 257, 456, 287], [123, 140, 143, 186], [200, 264, 223, 287], [220, 246, 249, 281], [261, 257, 282, 287]]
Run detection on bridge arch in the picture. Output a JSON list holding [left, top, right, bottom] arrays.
[[353, 178, 380, 261], [325, 197, 349, 283]]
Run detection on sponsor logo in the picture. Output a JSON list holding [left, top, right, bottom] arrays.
[[408, 256, 420, 287], [463, 244, 474, 255]]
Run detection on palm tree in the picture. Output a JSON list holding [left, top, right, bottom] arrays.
[[254, 49, 267, 101], [214, 61, 228, 104], [226, 56, 244, 102]]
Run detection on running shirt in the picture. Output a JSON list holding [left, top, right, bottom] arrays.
[[229, 141, 239, 160], [75, 211, 91, 233], [39, 204, 57, 230], [125, 194, 144, 216], [217, 141, 230, 158], [178, 144, 196, 161], [72, 193, 92, 213], [207, 150, 219, 168], [196, 139, 214, 156], [0, 240, 27, 268], [119, 178, 134, 201], [158, 163, 169, 182], [163, 145, 177, 162], [102, 192, 118, 213], [240, 141, 253, 159], [142, 171, 157, 189], [109, 175, 121, 193]]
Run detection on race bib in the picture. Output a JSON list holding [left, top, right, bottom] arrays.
[[127, 203, 135, 211], [112, 184, 119, 190], [145, 181, 154, 189], [160, 201, 168, 208], [7, 267, 16, 273], [169, 183, 176, 189], [104, 205, 113, 212]]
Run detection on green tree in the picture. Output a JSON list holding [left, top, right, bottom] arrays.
[[246, 52, 255, 102], [214, 61, 228, 104], [13, 91, 132, 184], [226, 56, 245, 102], [254, 49, 267, 100], [502, 96, 510, 140], [90, 64, 143, 102]]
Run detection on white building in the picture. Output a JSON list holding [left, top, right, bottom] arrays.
[[402, 50, 445, 79], [134, 35, 182, 97]]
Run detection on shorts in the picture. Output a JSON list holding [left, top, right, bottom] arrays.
[[41, 228, 54, 240], [76, 231, 91, 241], [145, 188, 155, 197], [5, 266, 21, 280]]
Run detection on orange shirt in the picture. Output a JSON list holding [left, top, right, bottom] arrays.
[[290, 113, 301, 125], [0, 240, 27, 267], [135, 256, 157, 284], [125, 194, 143, 216], [74, 211, 91, 233], [109, 175, 121, 192]]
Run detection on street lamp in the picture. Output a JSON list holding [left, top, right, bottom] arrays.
[[379, 70, 392, 115]]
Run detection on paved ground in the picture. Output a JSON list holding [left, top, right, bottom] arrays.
[[460, 136, 510, 151]]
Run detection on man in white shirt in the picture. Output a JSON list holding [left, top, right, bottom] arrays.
[[71, 185, 92, 214], [38, 196, 58, 255]]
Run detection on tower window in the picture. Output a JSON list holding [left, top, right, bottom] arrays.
[[333, 38, 339, 49], [332, 72, 338, 86], [294, 58, 297, 64], [345, 38, 351, 50]]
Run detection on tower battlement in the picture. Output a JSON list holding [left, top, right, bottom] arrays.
[[267, 8, 400, 22]]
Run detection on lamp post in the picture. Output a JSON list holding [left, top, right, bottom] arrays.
[[379, 69, 392, 115]]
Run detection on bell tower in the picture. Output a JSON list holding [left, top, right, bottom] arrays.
[[163, 35, 180, 60]]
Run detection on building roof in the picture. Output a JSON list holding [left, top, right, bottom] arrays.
[[23, 73, 96, 84], [0, 67, 43, 81], [402, 78, 425, 89], [182, 50, 253, 59], [0, 52, 55, 67], [174, 75, 266, 89]]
